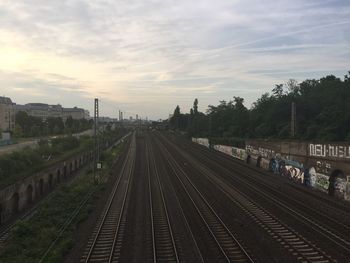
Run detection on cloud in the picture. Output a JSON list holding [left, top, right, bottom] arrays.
[[0, 0, 349, 119]]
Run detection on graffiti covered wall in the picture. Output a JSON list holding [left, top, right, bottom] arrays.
[[192, 137, 210, 148], [213, 145, 232, 156], [232, 147, 247, 161], [246, 139, 350, 200], [191, 138, 350, 200], [213, 145, 247, 161], [309, 144, 350, 159]]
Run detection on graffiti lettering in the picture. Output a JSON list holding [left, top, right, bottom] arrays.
[[192, 138, 210, 148], [316, 160, 331, 174], [309, 144, 350, 159], [232, 147, 247, 161], [314, 173, 330, 192], [309, 144, 326, 157], [214, 145, 232, 156], [269, 159, 304, 183], [246, 145, 275, 158], [214, 145, 247, 161]]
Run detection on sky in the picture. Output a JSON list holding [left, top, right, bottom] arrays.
[[0, 0, 349, 120]]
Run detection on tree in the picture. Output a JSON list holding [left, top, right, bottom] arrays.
[[13, 124, 23, 138], [65, 116, 74, 129], [168, 72, 350, 141], [193, 98, 198, 115], [30, 125, 41, 137], [47, 117, 64, 135], [272, 84, 284, 98], [15, 111, 43, 137], [170, 105, 181, 130], [286, 79, 300, 95], [174, 105, 180, 116]]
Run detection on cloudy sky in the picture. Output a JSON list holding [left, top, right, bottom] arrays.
[[0, 0, 349, 120]]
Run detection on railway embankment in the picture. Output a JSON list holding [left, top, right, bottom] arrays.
[[0, 134, 129, 262]]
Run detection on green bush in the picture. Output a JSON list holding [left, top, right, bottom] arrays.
[[0, 139, 126, 262]]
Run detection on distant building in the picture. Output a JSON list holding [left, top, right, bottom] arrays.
[[0, 96, 15, 131], [84, 110, 90, 119], [99, 117, 118, 123], [15, 103, 63, 120], [62, 107, 88, 121], [15, 103, 89, 121]]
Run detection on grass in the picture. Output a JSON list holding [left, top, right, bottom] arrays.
[[0, 131, 127, 189], [0, 138, 91, 189], [0, 141, 126, 263]]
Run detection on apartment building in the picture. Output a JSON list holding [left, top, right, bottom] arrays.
[[0, 96, 15, 131], [15, 103, 89, 121]]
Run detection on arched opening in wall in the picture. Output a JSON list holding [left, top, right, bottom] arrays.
[[0, 203, 2, 225], [11, 193, 19, 214], [63, 166, 67, 178], [39, 178, 44, 197], [328, 169, 345, 197], [49, 174, 53, 189], [57, 169, 61, 183], [256, 156, 262, 168], [246, 155, 251, 164], [269, 158, 277, 173], [26, 185, 33, 204]]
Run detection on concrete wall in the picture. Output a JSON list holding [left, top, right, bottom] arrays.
[[213, 144, 247, 161], [192, 137, 209, 148], [245, 139, 350, 200], [0, 150, 93, 225], [192, 137, 350, 201]]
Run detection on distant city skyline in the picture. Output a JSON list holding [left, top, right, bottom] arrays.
[[0, 0, 349, 120], [0, 95, 142, 121]]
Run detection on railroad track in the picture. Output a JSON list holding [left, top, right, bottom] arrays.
[[154, 136, 255, 263], [179, 137, 350, 256], [203, 142, 350, 218], [0, 134, 130, 249], [188, 135, 350, 216], [81, 133, 136, 263], [158, 133, 338, 262], [148, 134, 205, 263], [146, 138, 180, 263], [0, 204, 38, 247]]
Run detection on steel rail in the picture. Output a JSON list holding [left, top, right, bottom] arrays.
[[83, 133, 136, 263], [147, 136, 180, 263], [185, 137, 350, 254], [155, 136, 254, 263], [160, 134, 337, 262], [146, 139, 157, 263]]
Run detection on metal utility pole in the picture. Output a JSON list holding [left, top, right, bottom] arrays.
[[93, 98, 99, 184], [8, 110, 11, 132], [291, 102, 296, 138]]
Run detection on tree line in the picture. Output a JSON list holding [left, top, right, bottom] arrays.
[[13, 111, 93, 137], [0, 135, 84, 184], [169, 73, 350, 142]]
